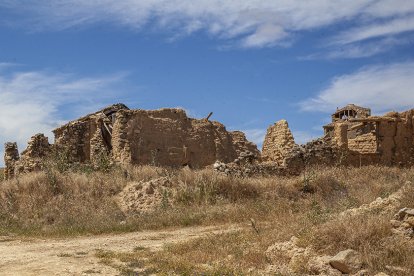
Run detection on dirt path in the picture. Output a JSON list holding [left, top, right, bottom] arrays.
[[0, 224, 241, 276]]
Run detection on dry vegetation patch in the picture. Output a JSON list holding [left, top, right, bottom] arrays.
[[0, 164, 413, 274]]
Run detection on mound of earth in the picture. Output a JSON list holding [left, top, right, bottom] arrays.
[[116, 177, 175, 214]]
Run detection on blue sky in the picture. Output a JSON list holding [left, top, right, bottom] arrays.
[[1, 1, 414, 165]]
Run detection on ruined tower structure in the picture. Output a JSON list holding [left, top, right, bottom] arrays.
[[263, 104, 414, 169], [262, 120, 297, 166], [4, 104, 260, 179]]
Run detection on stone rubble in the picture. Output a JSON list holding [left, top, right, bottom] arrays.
[[116, 177, 175, 214], [329, 249, 363, 274], [264, 236, 366, 275], [391, 207, 414, 238]]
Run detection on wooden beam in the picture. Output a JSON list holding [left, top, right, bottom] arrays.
[[205, 112, 213, 121]]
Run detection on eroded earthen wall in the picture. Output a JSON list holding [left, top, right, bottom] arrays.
[[264, 108, 414, 171], [14, 134, 51, 175], [53, 119, 95, 163], [111, 108, 259, 168], [4, 142, 19, 180], [262, 120, 296, 165], [4, 134, 52, 179], [348, 133, 377, 154]]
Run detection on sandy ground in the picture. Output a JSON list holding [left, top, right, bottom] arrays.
[[0, 225, 240, 276]]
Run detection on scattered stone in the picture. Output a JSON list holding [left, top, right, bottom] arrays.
[[339, 181, 412, 219], [116, 177, 174, 214], [329, 249, 363, 274], [265, 236, 341, 275], [391, 207, 414, 238], [385, 265, 409, 275]]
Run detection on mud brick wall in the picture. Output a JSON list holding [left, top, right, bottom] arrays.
[[53, 119, 96, 163], [229, 131, 260, 160], [348, 133, 377, 154], [111, 108, 259, 168], [262, 120, 296, 165]]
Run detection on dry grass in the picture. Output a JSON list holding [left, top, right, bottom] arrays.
[[1, 164, 414, 274]]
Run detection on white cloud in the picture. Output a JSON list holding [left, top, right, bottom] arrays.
[[0, 67, 128, 166], [300, 62, 414, 113], [2, 0, 414, 49]]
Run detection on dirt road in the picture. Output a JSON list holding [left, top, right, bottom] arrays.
[[0, 225, 240, 275]]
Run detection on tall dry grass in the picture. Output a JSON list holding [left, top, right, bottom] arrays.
[[1, 163, 413, 274], [89, 165, 414, 275]]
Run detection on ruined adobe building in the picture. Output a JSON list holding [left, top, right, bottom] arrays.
[[5, 103, 414, 180], [263, 104, 414, 168], [4, 104, 259, 179]]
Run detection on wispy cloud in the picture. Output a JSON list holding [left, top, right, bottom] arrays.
[[300, 62, 414, 113], [331, 16, 414, 45], [302, 36, 413, 60], [0, 66, 129, 166], [2, 0, 414, 50]]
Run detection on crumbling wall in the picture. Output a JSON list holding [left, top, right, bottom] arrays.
[[272, 108, 414, 171], [14, 134, 51, 175], [262, 120, 297, 165], [229, 131, 260, 160], [376, 112, 414, 165], [111, 108, 259, 168], [53, 103, 127, 164], [4, 134, 51, 179], [111, 109, 132, 164], [348, 133, 377, 154], [53, 118, 96, 163], [4, 142, 19, 180], [333, 123, 348, 149], [5, 104, 258, 177]]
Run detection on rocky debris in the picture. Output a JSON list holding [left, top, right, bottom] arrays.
[[213, 159, 289, 177], [339, 181, 412, 218], [391, 207, 414, 238], [329, 249, 363, 274], [373, 273, 389, 276], [233, 150, 257, 165], [265, 236, 341, 275], [230, 131, 261, 161], [385, 265, 409, 275], [116, 177, 175, 214]]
